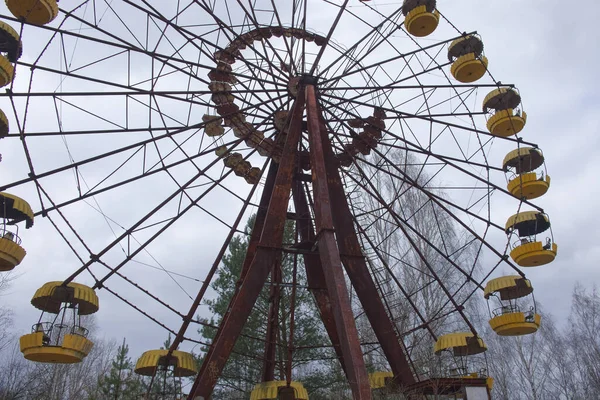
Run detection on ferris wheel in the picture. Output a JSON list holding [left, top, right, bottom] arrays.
[[0, 1, 557, 399]]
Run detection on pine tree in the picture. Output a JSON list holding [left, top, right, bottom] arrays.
[[198, 215, 346, 399], [97, 338, 144, 399]]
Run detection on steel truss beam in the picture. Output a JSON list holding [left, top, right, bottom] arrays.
[[309, 87, 416, 388], [189, 87, 307, 399]]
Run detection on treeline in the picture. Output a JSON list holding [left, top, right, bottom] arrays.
[[1, 249, 599, 399]]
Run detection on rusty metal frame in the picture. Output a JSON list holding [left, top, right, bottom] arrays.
[[305, 84, 372, 399], [310, 87, 416, 388], [189, 87, 307, 398]]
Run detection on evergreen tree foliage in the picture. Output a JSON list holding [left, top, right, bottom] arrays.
[[97, 338, 144, 400], [198, 215, 347, 399]]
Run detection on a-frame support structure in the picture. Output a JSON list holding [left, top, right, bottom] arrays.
[[189, 81, 415, 400]]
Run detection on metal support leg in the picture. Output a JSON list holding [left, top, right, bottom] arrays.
[[313, 95, 416, 387], [189, 89, 306, 399], [305, 84, 372, 400], [292, 180, 348, 376], [261, 258, 282, 382]]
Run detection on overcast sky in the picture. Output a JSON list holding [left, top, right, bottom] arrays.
[[0, 0, 598, 368]]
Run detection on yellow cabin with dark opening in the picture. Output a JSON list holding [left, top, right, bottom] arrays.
[[405, 6, 440, 37], [486, 109, 526, 137], [0, 237, 26, 271], [506, 212, 557, 267], [0, 56, 14, 88], [31, 281, 99, 314], [250, 381, 309, 400], [503, 147, 550, 200], [0, 192, 34, 271], [483, 88, 527, 136], [20, 281, 98, 364], [484, 276, 541, 336], [135, 349, 198, 377], [434, 332, 490, 389], [0, 21, 23, 63], [434, 332, 487, 356], [448, 36, 488, 83]]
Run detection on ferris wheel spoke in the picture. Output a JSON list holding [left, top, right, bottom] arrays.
[[35, 136, 248, 218], [340, 166, 481, 336], [319, 92, 537, 147], [319, 103, 524, 277], [168, 160, 274, 356], [307, 0, 349, 76], [102, 284, 179, 334], [320, 99, 503, 217], [1, 118, 225, 191], [320, 32, 462, 88], [347, 175, 484, 291], [60, 153, 262, 288], [68, 2, 291, 92], [351, 155, 503, 233], [3, 88, 284, 193], [194, 0, 290, 80], [321, 5, 405, 84], [316, 1, 402, 79]]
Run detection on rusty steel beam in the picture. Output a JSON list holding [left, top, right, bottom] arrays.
[[189, 88, 306, 399], [167, 161, 278, 357], [292, 180, 348, 376], [190, 161, 280, 384], [261, 259, 282, 382], [305, 84, 372, 399], [313, 93, 417, 386], [241, 162, 281, 279]]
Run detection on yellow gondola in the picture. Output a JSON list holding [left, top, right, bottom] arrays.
[[483, 87, 527, 136], [134, 349, 198, 377], [434, 332, 491, 391], [0, 108, 8, 138], [20, 281, 98, 363], [134, 348, 197, 397], [6, 0, 59, 26], [249, 381, 309, 400], [434, 332, 487, 357], [402, 0, 440, 37], [484, 276, 541, 336], [448, 35, 488, 83], [505, 211, 558, 266], [0, 192, 34, 271], [369, 371, 394, 389], [0, 21, 21, 90], [0, 21, 22, 63], [0, 55, 14, 88], [502, 147, 550, 199]]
